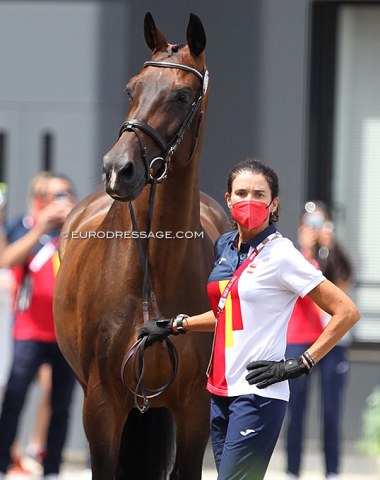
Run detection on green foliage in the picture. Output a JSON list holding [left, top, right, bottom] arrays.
[[358, 386, 380, 457]]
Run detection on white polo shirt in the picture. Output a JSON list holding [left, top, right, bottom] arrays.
[[206, 226, 325, 401]]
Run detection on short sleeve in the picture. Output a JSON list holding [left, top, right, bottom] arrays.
[[277, 240, 325, 297]]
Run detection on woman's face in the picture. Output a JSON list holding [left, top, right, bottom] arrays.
[[33, 178, 75, 213], [226, 170, 279, 231], [227, 171, 276, 208]]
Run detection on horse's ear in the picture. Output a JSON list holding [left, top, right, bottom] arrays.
[[186, 13, 206, 57], [144, 12, 168, 52]]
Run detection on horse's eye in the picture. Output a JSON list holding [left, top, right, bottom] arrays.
[[175, 92, 190, 104]]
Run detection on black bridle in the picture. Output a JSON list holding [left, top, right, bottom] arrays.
[[120, 60, 208, 413], [118, 60, 207, 183]]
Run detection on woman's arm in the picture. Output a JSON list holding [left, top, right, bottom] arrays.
[[245, 279, 360, 388], [138, 309, 217, 346], [306, 279, 360, 363], [0, 223, 46, 268], [172, 310, 216, 333], [0, 201, 73, 268]]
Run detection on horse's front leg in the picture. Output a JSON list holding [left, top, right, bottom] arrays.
[[171, 389, 211, 480], [83, 381, 125, 480]]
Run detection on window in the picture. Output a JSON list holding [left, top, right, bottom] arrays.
[[308, 1, 380, 344], [333, 4, 380, 343]]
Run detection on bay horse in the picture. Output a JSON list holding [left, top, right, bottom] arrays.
[[54, 12, 229, 480]]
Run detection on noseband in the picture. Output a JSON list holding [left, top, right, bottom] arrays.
[[118, 61, 208, 183]]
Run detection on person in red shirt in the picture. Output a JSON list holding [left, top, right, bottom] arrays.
[[286, 201, 353, 480], [0, 172, 76, 480]]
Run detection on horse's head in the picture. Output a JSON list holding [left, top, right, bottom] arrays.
[[103, 12, 208, 202]]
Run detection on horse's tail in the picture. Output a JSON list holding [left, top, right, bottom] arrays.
[[117, 407, 176, 479]]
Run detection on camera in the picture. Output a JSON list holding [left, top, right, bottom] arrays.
[[303, 211, 325, 230]]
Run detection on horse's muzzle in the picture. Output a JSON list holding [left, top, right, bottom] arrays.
[[102, 160, 146, 202]]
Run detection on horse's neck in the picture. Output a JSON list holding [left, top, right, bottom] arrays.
[[132, 162, 201, 234], [155, 168, 201, 231]]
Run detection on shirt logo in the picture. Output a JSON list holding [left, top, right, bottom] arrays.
[[240, 428, 256, 436], [246, 263, 257, 274], [218, 257, 227, 264]]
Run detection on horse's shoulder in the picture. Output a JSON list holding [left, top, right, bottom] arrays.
[[200, 191, 230, 244], [59, 189, 113, 258]]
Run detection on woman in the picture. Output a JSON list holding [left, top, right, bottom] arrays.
[[139, 158, 360, 480]]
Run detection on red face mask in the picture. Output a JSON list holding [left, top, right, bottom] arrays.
[[231, 200, 270, 230]]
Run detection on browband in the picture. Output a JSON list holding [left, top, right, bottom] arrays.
[[144, 61, 204, 82]]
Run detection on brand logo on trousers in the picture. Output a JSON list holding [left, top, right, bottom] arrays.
[[240, 428, 256, 436]]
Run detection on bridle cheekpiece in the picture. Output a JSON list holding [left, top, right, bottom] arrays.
[[118, 60, 208, 183]]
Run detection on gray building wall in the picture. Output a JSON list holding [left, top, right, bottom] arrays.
[[0, 0, 311, 241], [0, 1, 130, 215]]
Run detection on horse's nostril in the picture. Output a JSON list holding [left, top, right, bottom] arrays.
[[119, 162, 134, 180], [102, 166, 111, 182]]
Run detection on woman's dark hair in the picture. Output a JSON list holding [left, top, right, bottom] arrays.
[[227, 158, 280, 223]]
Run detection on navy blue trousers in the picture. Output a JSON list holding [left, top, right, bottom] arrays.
[[286, 344, 348, 476], [211, 393, 287, 480], [0, 340, 76, 475]]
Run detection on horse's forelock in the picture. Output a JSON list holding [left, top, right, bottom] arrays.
[[152, 43, 204, 72], [171, 43, 186, 54]]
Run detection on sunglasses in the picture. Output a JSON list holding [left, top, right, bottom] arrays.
[[53, 190, 73, 200]]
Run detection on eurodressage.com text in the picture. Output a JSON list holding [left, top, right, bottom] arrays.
[[61, 230, 205, 240]]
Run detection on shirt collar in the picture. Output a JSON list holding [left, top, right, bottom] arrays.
[[248, 223, 277, 249], [229, 224, 277, 251]]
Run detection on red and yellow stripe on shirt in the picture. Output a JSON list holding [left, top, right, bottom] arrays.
[[206, 279, 244, 395], [217, 280, 244, 347]]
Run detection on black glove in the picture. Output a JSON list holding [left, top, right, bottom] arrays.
[[138, 319, 176, 347], [245, 356, 309, 389]]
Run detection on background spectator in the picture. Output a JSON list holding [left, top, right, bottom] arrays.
[[0, 172, 77, 480], [286, 200, 353, 480]]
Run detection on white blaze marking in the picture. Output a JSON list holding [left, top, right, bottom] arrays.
[[109, 168, 118, 190]]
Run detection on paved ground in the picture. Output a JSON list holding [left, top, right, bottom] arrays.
[[4, 440, 379, 479]]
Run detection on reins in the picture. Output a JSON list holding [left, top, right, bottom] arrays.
[[121, 336, 179, 414], [120, 59, 207, 413], [121, 177, 178, 414], [128, 179, 160, 323]]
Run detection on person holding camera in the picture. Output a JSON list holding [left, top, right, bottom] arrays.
[[285, 201, 353, 480], [0, 172, 77, 480]]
